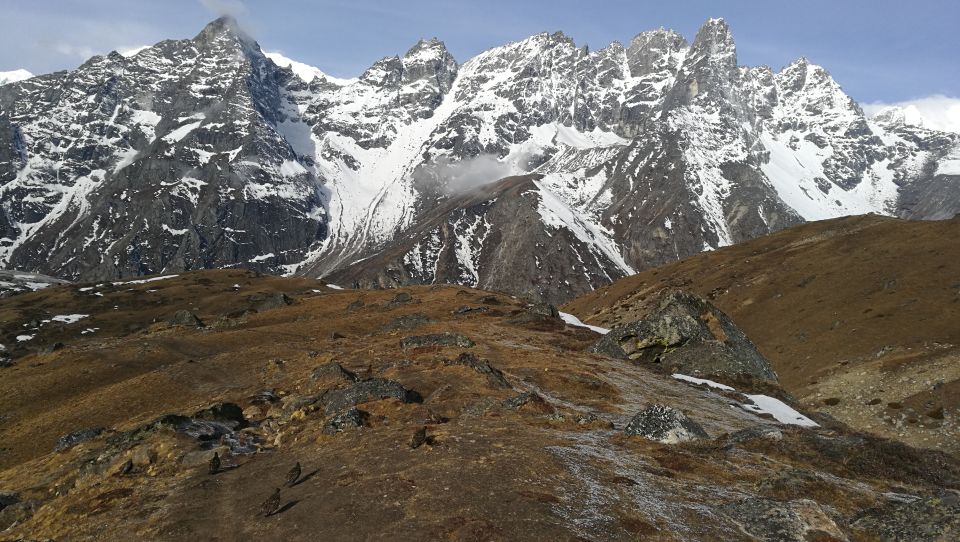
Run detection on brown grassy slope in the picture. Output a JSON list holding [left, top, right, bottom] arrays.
[[2, 269, 958, 540], [564, 214, 960, 454]]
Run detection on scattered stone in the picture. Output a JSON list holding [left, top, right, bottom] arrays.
[[321, 378, 422, 415], [386, 292, 414, 306], [623, 405, 708, 443], [251, 390, 280, 405], [502, 391, 555, 414], [851, 489, 960, 540], [591, 291, 778, 383], [453, 305, 489, 315], [0, 357, 13, 369], [55, 427, 106, 452], [446, 352, 512, 389], [310, 362, 358, 384], [0, 500, 34, 531], [400, 333, 475, 350], [507, 303, 565, 330], [723, 425, 784, 446], [324, 408, 369, 434], [43, 342, 65, 353], [252, 293, 293, 312], [194, 402, 246, 427], [0, 491, 19, 511], [722, 498, 847, 542], [169, 309, 204, 327], [410, 426, 428, 449], [381, 313, 431, 332], [479, 295, 503, 305], [117, 459, 134, 476]]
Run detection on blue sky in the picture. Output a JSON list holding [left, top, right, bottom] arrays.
[[1, 0, 957, 105]]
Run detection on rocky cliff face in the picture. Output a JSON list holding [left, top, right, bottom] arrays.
[[1, 17, 957, 302]]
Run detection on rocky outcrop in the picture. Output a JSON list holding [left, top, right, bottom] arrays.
[[591, 290, 778, 383]]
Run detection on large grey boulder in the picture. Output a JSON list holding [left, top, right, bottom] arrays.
[[591, 290, 778, 383], [623, 404, 708, 443]]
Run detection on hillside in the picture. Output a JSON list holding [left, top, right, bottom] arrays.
[[2, 269, 958, 539], [565, 214, 960, 455]]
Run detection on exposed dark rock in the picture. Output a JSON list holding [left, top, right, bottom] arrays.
[[410, 426, 428, 449], [479, 295, 503, 305], [251, 293, 293, 312], [502, 391, 555, 415], [55, 427, 107, 452], [311, 362, 358, 384], [251, 390, 280, 405], [387, 292, 414, 306], [169, 309, 204, 327], [591, 290, 778, 383], [0, 491, 19, 511], [0, 357, 13, 368], [723, 425, 784, 446], [400, 332, 475, 350], [321, 378, 422, 415], [0, 500, 34, 531], [323, 408, 369, 434], [623, 405, 707, 443], [507, 302, 566, 331], [381, 313, 431, 332], [721, 498, 846, 542], [453, 305, 489, 315], [43, 342, 65, 353], [851, 489, 960, 541], [193, 402, 246, 427], [446, 352, 512, 389]]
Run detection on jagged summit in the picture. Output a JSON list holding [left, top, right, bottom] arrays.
[[0, 17, 957, 303]]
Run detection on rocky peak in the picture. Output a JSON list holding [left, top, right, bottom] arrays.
[[626, 28, 688, 78], [401, 37, 458, 95]]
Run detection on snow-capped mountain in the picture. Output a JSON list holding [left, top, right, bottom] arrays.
[[1, 17, 957, 302], [0, 69, 33, 86]]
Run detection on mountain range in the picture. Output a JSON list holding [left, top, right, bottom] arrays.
[[1, 16, 958, 303]]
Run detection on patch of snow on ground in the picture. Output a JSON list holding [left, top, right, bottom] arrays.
[[249, 253, 275, 262], [16, 335, 34, 342], [326, 283, 344, 290], [51, 314, 89, 324], [742, 394, 819, 427], [671, 373, 734, 391], [112, 275, 178, 286], [558, 312, 610, 335]]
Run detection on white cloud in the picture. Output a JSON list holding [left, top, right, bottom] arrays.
[[198, 0, 249, 18], [54, 43, 98, 59], [863, 95, 960, 134]]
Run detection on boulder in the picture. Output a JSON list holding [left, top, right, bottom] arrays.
[[321, 378, 422, 415], [381, 313, 431, 332], [193, 402, 246, 427], [400, 333, 475, 350], [507, 303, 565, 330], [591, 290, 778, 383], [311, 362, 358, 384], [0, 491, 19, 511], [323, 408, 369, 434], [55, 426, 106, 452], [623, 405, 707, 443], [446, 352, 511, 389], [251, 293, 293, 312], [169, 309, 204, 327]]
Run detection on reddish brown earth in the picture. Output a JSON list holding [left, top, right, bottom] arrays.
[[566, 214, 960, 456], [0, 262, 957, 540]]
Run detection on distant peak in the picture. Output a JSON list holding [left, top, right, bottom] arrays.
[[404, 37, 451, 59]]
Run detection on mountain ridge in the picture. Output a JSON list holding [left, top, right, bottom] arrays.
[[1, 16, 957, 303]]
